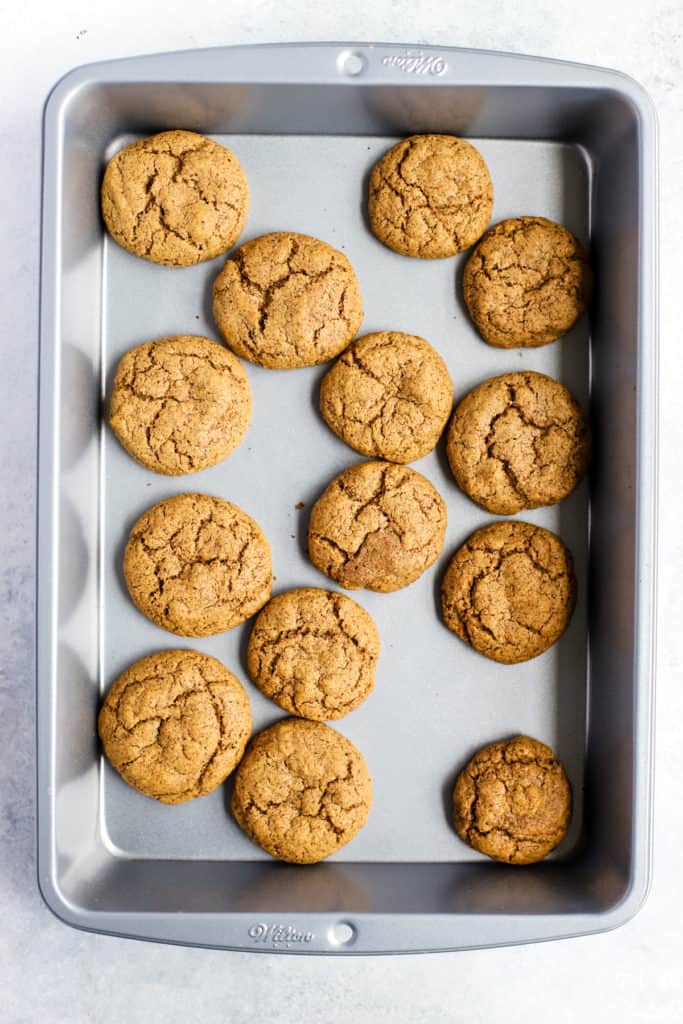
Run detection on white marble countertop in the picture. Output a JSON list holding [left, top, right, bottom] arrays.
[[1, 1, 680, 1020]]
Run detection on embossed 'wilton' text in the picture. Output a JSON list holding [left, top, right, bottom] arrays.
[[381, 52, 448, 76]]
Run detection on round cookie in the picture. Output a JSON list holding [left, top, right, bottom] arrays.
[[308, 460, 447, 593], [463, 216, 591, 347], [453, 735, 572, 864], [101, 130, 249, 266], [98, 649, 252, 805], [247, 588, 380, 720], [109, 335, 252, 475], [320, 331, 453, 463], [231, 718, 372, 863], [368, 134, 493, 258], [213, 232, 364, 369], [123, 492, 272, 637], [446, 371, 590, 514], [441, 521, 576, 663]]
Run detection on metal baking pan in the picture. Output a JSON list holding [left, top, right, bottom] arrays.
[[37, 42, 657, 953]]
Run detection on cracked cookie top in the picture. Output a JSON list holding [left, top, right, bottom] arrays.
[[308, 460, 447, 593], [441, 520, 575, 664], [212, 232, 364, 368], [446, 371, 590, 514], [368, 134, 493, 259], [231, 718, 372, 863], [123, 492, 272, 637], [101, 130, 249, 266], [109, 335, 252, 475], [320, 331, 453, 463], [453, 735, 572, 864], [98, 649, 252, 805], [247, 588, 380, 721], [463, 216, 591, 347]]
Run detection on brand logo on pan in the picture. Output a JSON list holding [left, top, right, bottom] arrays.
[[382, 51, 448, 76], [248, 922, 315, 947]]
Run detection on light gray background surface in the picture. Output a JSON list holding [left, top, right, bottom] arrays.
[[1, 1, 680, 1020]]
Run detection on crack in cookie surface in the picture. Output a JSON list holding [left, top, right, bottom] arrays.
[[441, 520, 576, 664], [320, 331, 453, 463], [213, 232, 363, 368], [101, 130, 249, 266], [308, 460, 447, 592], [231, 718, 372, 863], [98, 649, 252, 804], [123, 492, 272, 637], [368, 135, 493, 258], [452, 735, 572, 864], [247, 588, 380, 720]]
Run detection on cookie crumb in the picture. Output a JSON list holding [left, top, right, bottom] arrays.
[[294, 501, 305, 510]]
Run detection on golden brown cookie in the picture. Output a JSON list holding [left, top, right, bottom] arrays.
[[231, 718, 372, 863], [212, 232, 364, 368], [247, 588, 380, 720], [319, 331, 453, 463], [368, 134, 493, 258], [308, 460, 447, 593], [463, 216, 591, 347], [101, 130, 249, 266], [123, 493, 272, 637], [446, 371, 590, 514], [98, 649, 252, 805], [109, 335, 252, 475], [453, 735, 572, 864], [441, 521, 575, 663]]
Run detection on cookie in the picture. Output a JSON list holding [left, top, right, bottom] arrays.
[[231, 718, 372, 863], [247, 588, 380, 720], [453, 735, 572, 864], [368, 134, 493, 258], [101, 130, 249, 266], [446, 371, 590, 514], [98, 649, 252, 805], [319, 331, 453, 463], [213, 232, 364, 368], [123, 493, 272, 637], [463, 216, 591, 347], [109, 335, 252, 475], [441, 521, 575, 663], [308, 460, 447, 593]]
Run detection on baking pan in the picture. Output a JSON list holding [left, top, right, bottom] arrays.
[[37, 42, 657, 953]]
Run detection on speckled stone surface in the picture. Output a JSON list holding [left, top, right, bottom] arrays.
[[1, 4, 680, 1022]]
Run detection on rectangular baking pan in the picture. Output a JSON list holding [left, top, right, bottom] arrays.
[[37, 42, 657, 953]]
